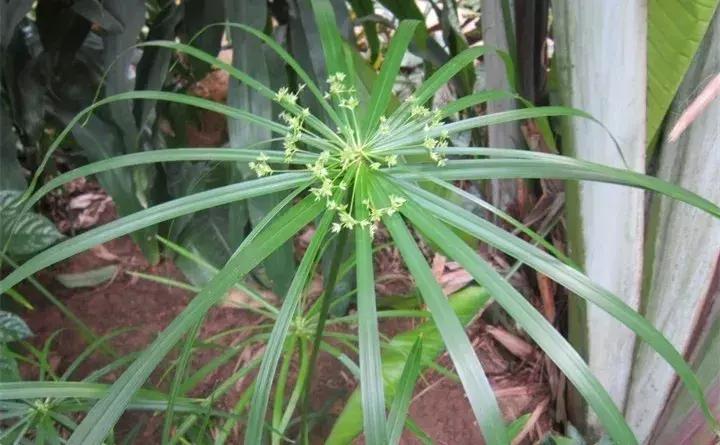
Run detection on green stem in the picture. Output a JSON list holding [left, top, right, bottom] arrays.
[[298, 229, 349, 443], [162, 319, 203, 444], [279, 340, 311, 437], [272, 336, 298, 445]]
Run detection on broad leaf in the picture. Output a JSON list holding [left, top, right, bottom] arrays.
[[0, 190, 64, 257], [0, 310, 32, 343], [647, 0, 720, 150]]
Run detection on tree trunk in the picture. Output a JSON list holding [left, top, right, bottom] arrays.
[[625, 9, 720, 442], [552, 0, 647, 436]]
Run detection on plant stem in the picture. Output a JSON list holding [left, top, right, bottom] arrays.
[[297, 229, 348, 443]]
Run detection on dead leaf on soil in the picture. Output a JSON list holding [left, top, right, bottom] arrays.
[[486, 326, 537, 362], [440, 269, 473, 295]]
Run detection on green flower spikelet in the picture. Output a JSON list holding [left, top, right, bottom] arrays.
[[249, 72, 447, 238]]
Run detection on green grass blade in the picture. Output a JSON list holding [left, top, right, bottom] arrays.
[[243, 208, 336, 444], [0, 382, 202, 413], [354, 171, 388, 444], [277, 339, 311, 439], [180, 334, 270, 395], [300, 229, 349, 441], [363, 20, 420, 135], [390, 182, 637, 444], [437, 106, 591, 137], [96, 91, 285, 133], [391, 158, 720, 218], [65, 196, 323, 445], [367, 178, 509, 445], [272, 337, 298, 445], [62, 330, 131, 381], [386, 337, 422, 445], [162, 320, 202, 444], [0, 174, 310, 293], [214, 384, 256, 445], [403, 180, 720, 434]]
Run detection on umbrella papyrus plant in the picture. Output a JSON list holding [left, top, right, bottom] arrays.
[[1, 4, 719, 445]]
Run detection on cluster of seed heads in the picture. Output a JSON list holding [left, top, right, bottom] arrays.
[[249, 72, 451, 237]]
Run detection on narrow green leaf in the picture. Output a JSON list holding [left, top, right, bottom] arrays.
[[0, 382, 201, 413], [508, 414, 531, 441], [277, 339, 311, 441], [243, 208, 336, 444], [132, 38, 338, 141], [392, 158, 720, 218], [363, 20, 420, 134], [62, 329, 131, 381], [354, 171, 388, 444], [25, 90, 289, 199], [272, 337, 298, 445], [161, 321, 202, 445], [221, 23, 342, 126], [382, 106, 595, 149], [423, 177, 575, 266], [367, 178, 509, 445], [386, 337, 423, 445]]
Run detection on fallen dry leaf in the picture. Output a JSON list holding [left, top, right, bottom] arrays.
[[431, 254, 446, 282], [440, 269, 473, 295], [486, 326, 537, 361], [537, 273, 556, 323]]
